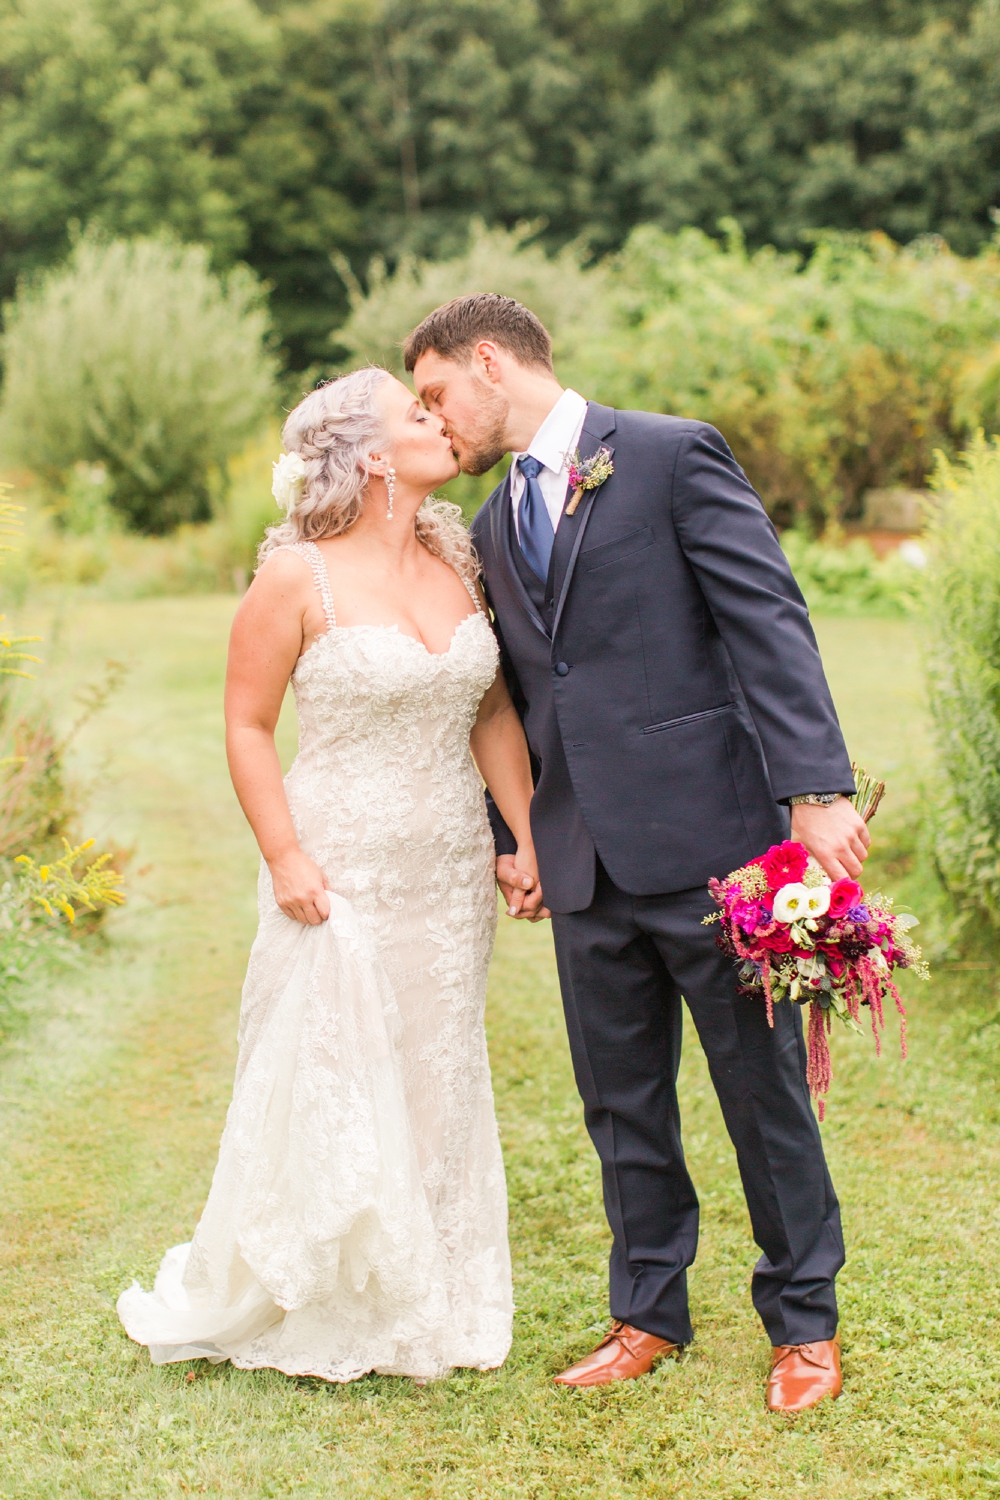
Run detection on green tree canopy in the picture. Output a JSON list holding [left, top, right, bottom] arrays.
[[1, 0, 999, 367], [0, 0, 359, 365]]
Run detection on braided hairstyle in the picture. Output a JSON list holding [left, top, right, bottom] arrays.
[[259, 367, 479, 586]]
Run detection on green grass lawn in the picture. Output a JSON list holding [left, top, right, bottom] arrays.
[[1, 603, 999, 1499]]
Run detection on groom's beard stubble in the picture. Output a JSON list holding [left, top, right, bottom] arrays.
[[454, 380, 511, 477]]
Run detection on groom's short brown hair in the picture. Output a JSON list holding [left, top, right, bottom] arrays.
[[403, 294, 553, 373]]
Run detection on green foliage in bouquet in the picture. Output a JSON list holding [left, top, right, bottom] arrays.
[[924, 434, 1000, 924], [0, 234, 277, 534], [851, 764, 886, 825]]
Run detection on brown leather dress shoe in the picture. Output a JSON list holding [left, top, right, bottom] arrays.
[[553, 1321, 681, 1388], [766, 1333, 842, 1413]]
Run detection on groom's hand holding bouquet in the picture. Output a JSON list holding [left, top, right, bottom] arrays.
[[790, 795, 870, 881]]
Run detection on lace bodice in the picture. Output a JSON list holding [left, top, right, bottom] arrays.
[[277, 541, 499, 935]]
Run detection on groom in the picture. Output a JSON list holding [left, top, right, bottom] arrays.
[[405, 295, 869, 1413]]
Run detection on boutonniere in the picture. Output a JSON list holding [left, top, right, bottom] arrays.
[[565, 446, 614, 515]]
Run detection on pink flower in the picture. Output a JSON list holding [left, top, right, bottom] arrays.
[[732, 898, 765, 934], [828, 878, 864, 918], [761, 841, 809, 891]]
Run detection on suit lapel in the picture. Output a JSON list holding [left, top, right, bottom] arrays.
[[489, 467, 550, 639], [550, 402, 616, 639]]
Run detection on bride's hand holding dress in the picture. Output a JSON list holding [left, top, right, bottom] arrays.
[[118, 369, 540, 1383]]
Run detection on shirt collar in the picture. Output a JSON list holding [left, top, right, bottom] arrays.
[[515, 388, 588, 476]]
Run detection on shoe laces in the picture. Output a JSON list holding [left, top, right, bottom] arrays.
[[772, 1342, 833, 1372]]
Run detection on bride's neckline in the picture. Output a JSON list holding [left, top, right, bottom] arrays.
[[297, 611, 483, 666]]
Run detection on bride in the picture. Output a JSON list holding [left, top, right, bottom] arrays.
[[118, 367, 544, 1383]]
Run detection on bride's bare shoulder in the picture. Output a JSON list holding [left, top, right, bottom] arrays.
[[252, 547, 315, 594], [233, 549, 318, 635]]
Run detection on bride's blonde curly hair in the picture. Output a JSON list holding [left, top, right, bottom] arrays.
[[258, 366, 480, 585]]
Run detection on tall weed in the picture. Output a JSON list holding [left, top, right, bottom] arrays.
[[923, 434, 1000, 923], [0, 491, 127, 1027]]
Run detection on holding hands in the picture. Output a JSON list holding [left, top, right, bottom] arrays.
[[496, 846, 550, 922]]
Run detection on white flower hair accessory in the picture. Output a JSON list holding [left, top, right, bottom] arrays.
[[272, 450, 308, 512]]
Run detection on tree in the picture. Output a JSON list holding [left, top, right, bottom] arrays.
[[3, 0, 1000, 372], [632, 2, 1000, 255], [0, 0, 360, 365]]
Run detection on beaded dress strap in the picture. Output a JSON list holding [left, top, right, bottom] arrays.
[[463, 574, 486, 618], [273, 541, 336, 629]]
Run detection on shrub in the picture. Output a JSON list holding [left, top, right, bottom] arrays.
[[0, 490, 127, 1026], [333, 219, 609, 381], [0, 839, 124, 1031], [780, 532, 924, 617], [592, 226, 1000, 530], [0, 663, 128, 1029], [336, 222, 1000, 530], [2, 432, 284, 599], [923, 434, 1000, 922], [0, 234, 277, 533]]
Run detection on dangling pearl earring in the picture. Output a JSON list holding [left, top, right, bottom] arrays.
[[386, 466, 396, 521]]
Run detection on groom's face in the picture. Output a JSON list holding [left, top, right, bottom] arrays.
[[413, 350, 511, 477]]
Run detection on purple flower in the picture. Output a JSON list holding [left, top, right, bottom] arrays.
[[847, 904, 870, 923]]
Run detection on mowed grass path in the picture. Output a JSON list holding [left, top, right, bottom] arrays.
[[1, 601, 999, 1499]]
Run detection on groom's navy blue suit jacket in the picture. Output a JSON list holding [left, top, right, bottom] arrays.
[[470, 401, 856, 914]]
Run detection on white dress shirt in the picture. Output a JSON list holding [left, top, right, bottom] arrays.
[[510, 387, 589, 541]]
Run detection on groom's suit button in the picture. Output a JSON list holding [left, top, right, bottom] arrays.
[[554, 662, 570, 676]]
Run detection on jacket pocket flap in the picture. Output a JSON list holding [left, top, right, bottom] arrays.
[[642, 703, 736, 735], [580, 526, 655, 571]]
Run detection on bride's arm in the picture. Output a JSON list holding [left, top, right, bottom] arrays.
[[470, 667, 550, 922], [225, 553, 332, 925]]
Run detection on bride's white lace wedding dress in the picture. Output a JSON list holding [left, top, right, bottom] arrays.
[[118, 542, 513, 1382]]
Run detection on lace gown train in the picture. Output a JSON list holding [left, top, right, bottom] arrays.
[[117, 542, 513, 1382]]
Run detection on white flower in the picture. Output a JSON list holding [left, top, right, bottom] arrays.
[[804, 884, 831, 918], [272, 451, 307, 511], [773, 882, 830, 922], [772, 884, 809, 922]]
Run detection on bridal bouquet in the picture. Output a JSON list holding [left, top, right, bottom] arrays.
[[705, 776, 927, 1116]]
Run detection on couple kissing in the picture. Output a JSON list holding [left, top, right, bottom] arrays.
[[119, 293, 867, 1414]]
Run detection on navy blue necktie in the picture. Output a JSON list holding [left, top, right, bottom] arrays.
[[517, 454, 555, 581]]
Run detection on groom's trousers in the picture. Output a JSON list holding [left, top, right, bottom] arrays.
[[551, 858, 844, 1349]]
